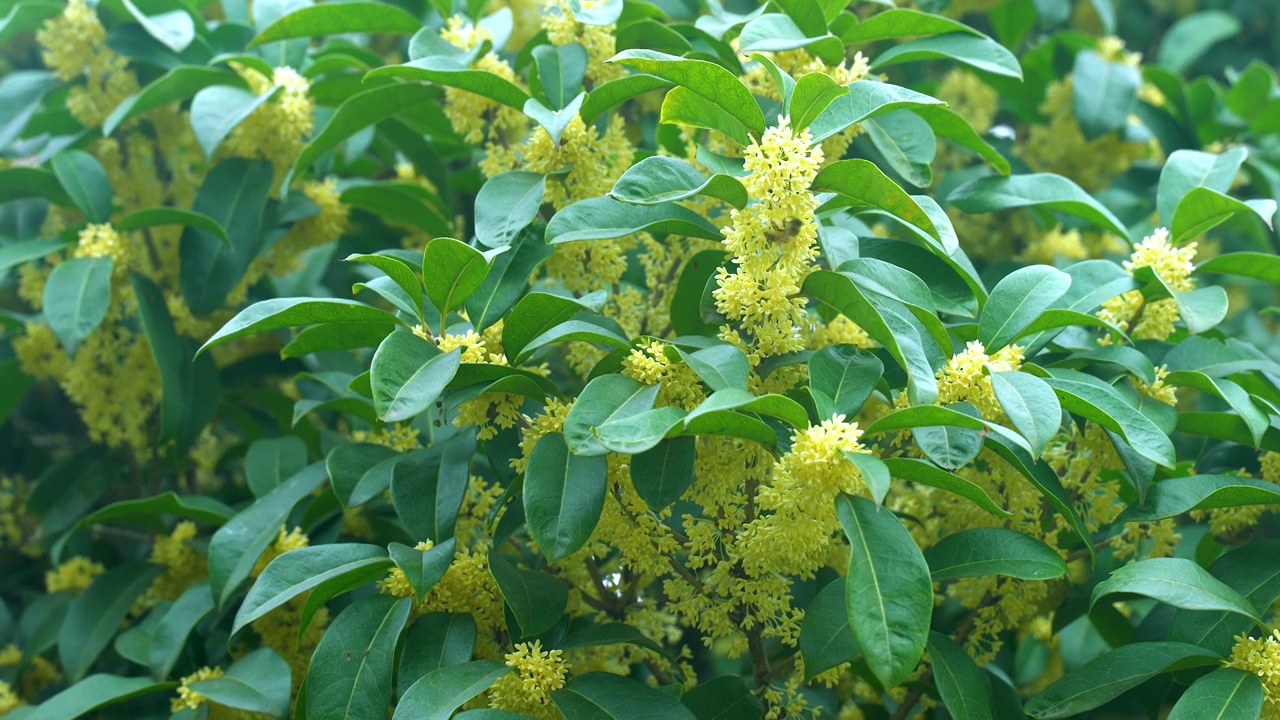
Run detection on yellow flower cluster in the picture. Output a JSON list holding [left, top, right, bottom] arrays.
[[224, 65, 315, 180], [135, 520, 207, 613], [37, 0, 139, 126], [488, 640, 569, 718], [0, 476, 37, 557], [935, 340, 1025, 421], [0, 681, 21, 716], [440, 16, 527, 144], [172, 666, 223, 712], [740, 50, 871, 163], [45, 556, 104, 594], [621, 341, 705, 411], [543, 0, 625, 84], [74, 224, 130, 268], [714, 116, 823, 360], [1018, 225, 1088, 265], [382, 544, 505, 643], [352, 423, 421, 452], [1227, 630, 1280, 719], [1097, 227, 1196, 342], [739, 415, 871, 578]]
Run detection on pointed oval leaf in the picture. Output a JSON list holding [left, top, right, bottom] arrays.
[[305, 595, 412, 720], [524, 432, 608, 561], [1091, 557, 1262, 625], [925, 527, 1067, 581]]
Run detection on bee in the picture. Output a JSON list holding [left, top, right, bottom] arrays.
[[766, 217, 804, 244]]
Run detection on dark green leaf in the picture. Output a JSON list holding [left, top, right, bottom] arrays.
[[524, 432, 607, 561], [799, 578, 859, 680], [882, 457, 1010, 518], [149, 582, 215, 680], [201, 297, 402, 353], [394, 661, 510, 720], [610, 49, 765, 142], [189, 648, 291, 717], [979, 265, 1071, 352], [1091, 557, 1261, 624], [305, 595, 412, 720], [1072, 50, 1140, 138], [630, 436, 696, 511], [51, 149, 112, 222], [43, 256, 112, 356], [1025, 642, 1221, 719], [22, 674, 175, 720], [546, 196, 722, 244], [609, 156, 747, 209], [553, 672, 698, 719], [871, 33, 1022, 79], [398, 614, 477, 695], [233, 543, 392, 635], [104, 66, 247, 135], [180, 158, 275, 315], [251, 1, 421, 45], [927, 631, 993, 720], [1157, 10, 1240, 73], [367, 57, 530, 110], [1168, 668, 1264, 720], [389, 538, 456, 601], [370, 330, 462, 423], [1156, 147, 1246, 226], [813, 159, 939, 240], [948, 173, 1128, 239], [925, 527, 1067, 581], [117, 207, 230, 246], [563, 374, 660, 457], [476, 171, 547, 249], [59, 562, 163, 681], [488, 552, 567, 638]]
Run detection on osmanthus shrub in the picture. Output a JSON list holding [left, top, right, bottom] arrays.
[[4, 0, 1280, 718]]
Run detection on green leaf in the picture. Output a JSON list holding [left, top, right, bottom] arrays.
[[523, 94, 584, 145], [802, 270, 939, 405], [1169, 541, 1280, 656], [790, 72, 848, 131], [681, 675, 764, 720], [927, 631, 994, 720], [119, 0, 193, 52], [367, 57, 530, 110], [1091, 557, 1261, 625], [610, 49, 766, 142], [189, 648, 291, 717], [1041, 375, 1175, 469], [678, 344, 750, 392], [50, 149, 112, 222], [1072, 49, 1141, 139], [738, 15, 843, 66], [117, 207, 230, 246], [488, 552, 567, 637], [0, 166, 72, 206], [836, 493, 932, 689], [609, 156, 747, 209], [423, 236, 491, 316], [475, 171, 547, 249], [563, 374, 660, 457], [1120, 474, 1280, 522], [53, 493, 233, 564], [148, 582, 215, 680], [0, 238, 70, 273], [546, 196, 722, 244], [389, 538, 456, 601], [630, 436, 696, 510], [866, 404, 1033, 457], [864, 110, 936, 188], [524, 432, 608, 561], [1156, 147, 1246, 226], [1174, 188, 1275, 244], [925, 527, 1067, 581], [911, 404, 983, 471], [1197, 251, 1280, 285], [394, 661, 510, 720], [685, 389, 809, 430], [390, 438, 474, 544], [984, 438, 1094, 557], [1168, 668, 1264, 720], [553, 672, 698, 719], [251, 1, 421, 45], [533, 43, 588, 109], [502, 289, 606, 363], [808, 344, 883, 419], [104, 65, 247, 135], [0, 2, 63, 48], [950, 171, 1129, 237], [370, 330, 462, 423], [208, 463, 329, 608], [59, 562, 164, 681], [594, 406, 687, 454], [180, 158, 275, 316], [1157, 10, 1240, 73], [813, 159, 939, 240], [979, 265, 1072, 352], [398, 613, 476, 694], [346, 252, 425, 322], [233, 543, 392, 636], [201, 297, 402, 353], [43, 256, 112, 356], [22, 674, 175, 720], [326, 443, 399, 507], [465, 228, 552, 331], [988, 371, 1060, 457], [1025, 642, 1222, 719], [1165, 371, 1267, 447], [840, 8, 979, 42], [305, 595, 412, 720], [882, 457, 1010, 518], [287, 82, 436, 187], [871, 33, 1022, 79], [580, 73, 671, 123], [190, 85, 278, 160], [342, 181, 451, 237], [244, 436, 306, 498], [799, 578, 859, 680]]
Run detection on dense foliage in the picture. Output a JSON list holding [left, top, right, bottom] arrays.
[[3, 0, 1280, 717]]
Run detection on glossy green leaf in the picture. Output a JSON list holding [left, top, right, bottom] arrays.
[[502, 289, 607, 363], [949, 173, 1128, 239], [1025, 642, 1221, 719], [398, 613, 477, 694], [813, 159, 939, 240], [840, 8, 978, 42], [251, 1, 420, 45], [864, 109, 936, 187], [104, 65, 247, 135], [189, 648, 291, 717], [808, 344, 882, 419], [609, 156, 747, 209], [180, 158, 275, 316], [367, 57, 530, 110], [465, 228, 552, 331], [553, 672, 698, 719], [681, 675, 764, 720], [799, 578, 859, 680], [1041, 375, 1175, 469], [305, 595, 412, 720], [389, 438, 474, 544], [1156, 147, 1246, 225], [610, 49, 765, 142], [0, 238, 70, 273], [488, 552, 567, 637], [1072, 49, 1140, 138], [524, 432, 608, 561], [980, 265, 1072, 352], [396, 661, 509, 720], [630, 436, 696, 510], [678, 343, 750, 392], [117, 207, 230, 246], [148, 582, 215, 680], [546, 196, 722, 244], [882, 457, 1010, 518], [925, 527, 1067, 581], [988, 371, 1060, 457], [51, 149, 112, 222], [1168, 667, 1264, 720], [563, 374, 660, 456], [836, 493, 932, 689], [790, 71, 848, 131], [389, 538, 456, 601], [1121, 474, 1280, 522], [208, 463, 329, 608], [423, 236, 491, 315], [927, 631, 993, 720], [580, 72, 672, 122], [370, 330, 462, 422], [201, 297, 401, 352], [233, 543, 392, 635], [475, 171, 547, 249], [1092, 557, 1261, 624], [43, 256, 112, 356], [871, 33, 1022, 79], [22, 674, 175, 720], [326, 443, 399, 507], [59, 562, 163, 681], [190, 85, 277, 160]]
